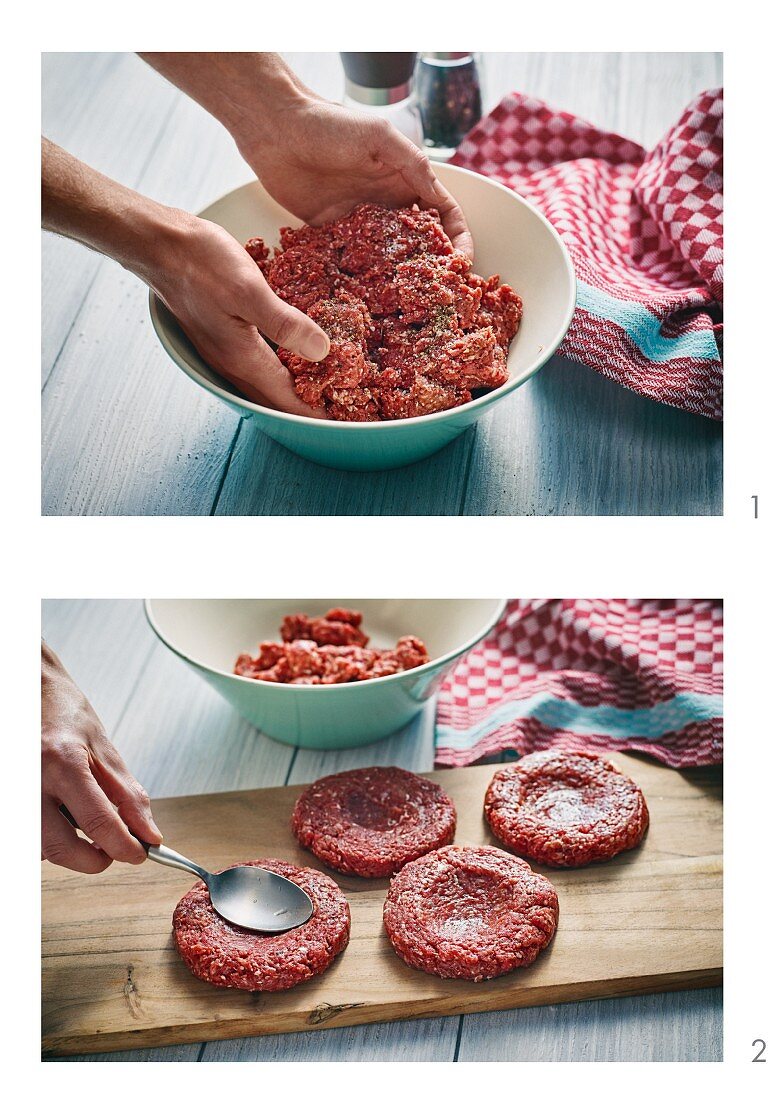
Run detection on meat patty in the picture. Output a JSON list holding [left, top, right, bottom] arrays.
[[172, 858, 350, 991], [291, 766, 457, 878], [484, 750, 650, 868], [383, 845, 558, 981]]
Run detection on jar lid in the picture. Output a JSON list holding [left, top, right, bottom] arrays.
[[340, 53, 417, 89], [421, 52, 473, 62]]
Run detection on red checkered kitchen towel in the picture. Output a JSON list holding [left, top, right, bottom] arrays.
[[451, 89, 723, 419], [436, 600, 723, 768]]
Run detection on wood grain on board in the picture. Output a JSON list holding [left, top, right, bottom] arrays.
[[42, 755, 722, 1056]]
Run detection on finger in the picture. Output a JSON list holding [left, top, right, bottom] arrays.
[[41, 797, 112, 874], [93, 763, 163, 847], [57, 765, 148, 864], [193, 322, 327, 418], [227, 338, 329, 417], [248, 279, 330, 363], [430, 179, 474, 262], [377, 128, 474, 261]]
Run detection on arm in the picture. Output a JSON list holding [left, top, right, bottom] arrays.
[[41, 138, 328, 415], [140, 53, 474, 259], [41, 641, 162, 873]]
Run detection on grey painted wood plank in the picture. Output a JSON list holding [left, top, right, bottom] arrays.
[[41, 54, 180, 385], [461, 357, 722, 516], [41, 85, 251, 515], [41, 599, 156, 732], [49, 1043, 202, 1064], [213, 418, 474, 516], [201, 1015, 458, 1063], [457, 988, 723, 1062]]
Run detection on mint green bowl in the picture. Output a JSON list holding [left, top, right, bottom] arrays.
[[145, 599, 506, 750], [149, 164, 575, 472]]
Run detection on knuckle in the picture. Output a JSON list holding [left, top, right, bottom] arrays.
[[41, 737, 87, 780], [42, 840, 72, 866], [125, 779, 151, 809], [79, 810, 118, 842], [266, 311, 299, 349]]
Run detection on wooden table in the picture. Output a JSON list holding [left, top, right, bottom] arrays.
[[41, 599, 722, 1061], [41, 53, 723, 516]]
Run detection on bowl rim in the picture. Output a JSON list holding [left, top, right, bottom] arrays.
[[149, 163, 577, 430], [144, 597, 508, 692]]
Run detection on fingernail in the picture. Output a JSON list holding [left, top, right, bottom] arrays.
[[304, 331, 330, 361]]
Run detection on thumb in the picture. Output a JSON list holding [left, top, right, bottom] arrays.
[[252, 281, 330, 363]]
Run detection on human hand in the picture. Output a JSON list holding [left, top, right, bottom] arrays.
[[41, 138, 328, 417], [238, 96, 474, 261], [141, 210, 330, 416], [41, 643, 162, 874]]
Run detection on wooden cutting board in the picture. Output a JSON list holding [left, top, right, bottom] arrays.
[[41, 756, 722, 1055]]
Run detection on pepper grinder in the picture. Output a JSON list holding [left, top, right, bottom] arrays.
[[415, 53, 483, 161], [340, 52, 424, 146]]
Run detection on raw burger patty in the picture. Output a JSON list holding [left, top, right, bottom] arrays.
[[484, 750, 649, 868], [383, 845, 558, 981], [172, 858, 350, 991], [291, 766, 457, 878]]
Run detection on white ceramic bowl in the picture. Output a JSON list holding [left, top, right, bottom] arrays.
[[145, 599, 506, 749], [150, 164, 575, 471]]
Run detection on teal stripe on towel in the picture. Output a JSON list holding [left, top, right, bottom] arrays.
[[436, 691, 723, 749], [576, 281, 719, 363]]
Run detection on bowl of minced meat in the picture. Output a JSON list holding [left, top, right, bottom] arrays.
[[150, 164, 576, 471], [145, 598, 507, 749]]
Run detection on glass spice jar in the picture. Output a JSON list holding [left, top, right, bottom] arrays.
[[340, 52, 424, 146], [415, 52, 483, 161]]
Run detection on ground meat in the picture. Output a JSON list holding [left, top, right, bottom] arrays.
[[291, 766, 457, 878], [246, 203, 522, 421], [484, 750, 650, 868], [383, 845, 558, 981], [234, 608, 429, 685], [172, 859, 350, 991], [281, 608, 369, 648]]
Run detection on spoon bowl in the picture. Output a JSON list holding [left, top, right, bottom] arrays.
[[204, 862, 314, 933], [147, 842, 314, 933]]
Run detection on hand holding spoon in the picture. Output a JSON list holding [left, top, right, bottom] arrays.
[[59, 805, 313, 933]]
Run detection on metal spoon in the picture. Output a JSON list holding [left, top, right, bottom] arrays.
[[59, 806, 313, 933], [147, 842, 313, 933]]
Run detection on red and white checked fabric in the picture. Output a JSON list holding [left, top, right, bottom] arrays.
[[436, 599, 723, 768], [451, 89, 724, 419]]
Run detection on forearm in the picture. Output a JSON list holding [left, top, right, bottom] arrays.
[[41, 138, 183, 282], [138, 53, 312, 149]]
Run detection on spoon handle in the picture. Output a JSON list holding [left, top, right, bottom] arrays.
[[145, 843, 210, 881], [58, 804, 209, 883]]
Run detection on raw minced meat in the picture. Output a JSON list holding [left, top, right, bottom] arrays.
[[245, 203, 522, 421], [172, 858, 350, 991], [484, 750, 650, 868], [383, 845, 558, 981], [291, 766, 457, 878], [234, 607, 429, 685]]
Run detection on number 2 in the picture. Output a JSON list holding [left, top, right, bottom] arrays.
[[752, 1038, 767, 1062]]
